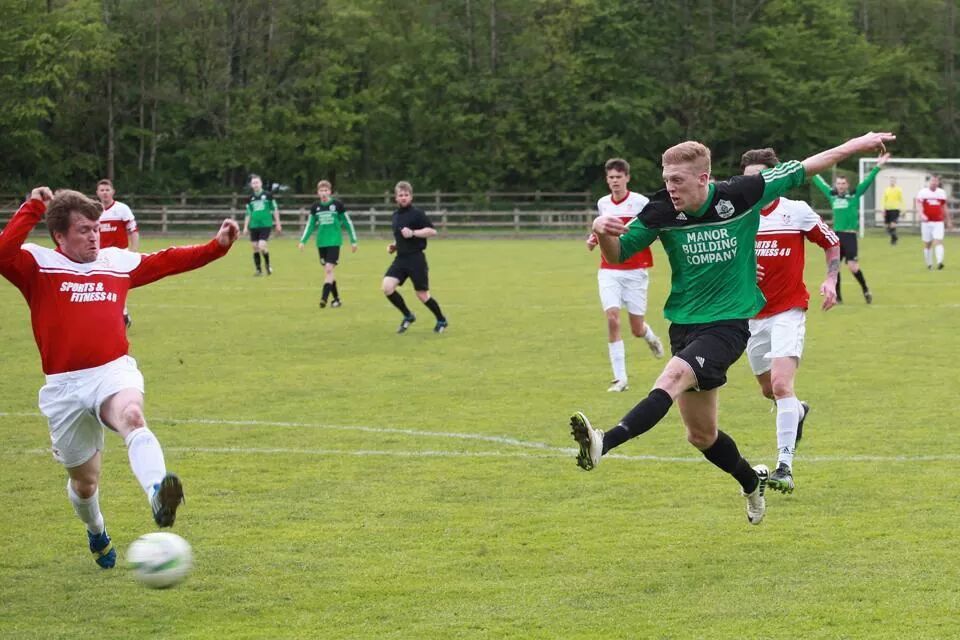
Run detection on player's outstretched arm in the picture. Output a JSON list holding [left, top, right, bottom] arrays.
[[0, 187, 52, 262], [801, 132, 895, 177], [853, 153, 889, 198], [215, 218, 240, 247], [130, 219, 238, 288]]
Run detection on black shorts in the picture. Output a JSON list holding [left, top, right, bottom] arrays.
[[668, 319, 750, 391], [838, 231, 858, 262], [318, 245, 341, 265], [249, 227, 272, 242], [385, 253, 429, 291], [884, 209, 901, 224]]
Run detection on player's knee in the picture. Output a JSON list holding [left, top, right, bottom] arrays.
[[630, 322, 646, 338], [381, 280, 395, 295], [686, 429, 714, 450], [71, 477, 98, 499], [770, 378, 794, 399], [416, 291, 430, 302], [119, 403, 146, 430], [760, 384, 774, 400]]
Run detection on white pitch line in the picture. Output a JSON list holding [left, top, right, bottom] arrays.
[[2, 411, 959, 463]]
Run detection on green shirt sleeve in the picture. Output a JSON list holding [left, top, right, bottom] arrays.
[[618, 219, 659, 261], [300, 213, 316, 244], [759, 160, 806, 205], [244, 202, 253, 219], [853, 165, 881, 198], [812, 174, 833, 199], [340, 211, 358, 244]]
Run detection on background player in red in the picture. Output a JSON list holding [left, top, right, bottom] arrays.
[[587, 158, 664, 392], [96, 178, 138, 327], [0, 187, 239, 569], [915, 175, 953, 270], [741, 148, 840, 493]]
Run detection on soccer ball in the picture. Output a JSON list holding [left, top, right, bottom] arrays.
[[126, 532, 193, 589]]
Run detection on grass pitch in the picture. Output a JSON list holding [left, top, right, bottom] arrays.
[[1, 232, 959, 639]]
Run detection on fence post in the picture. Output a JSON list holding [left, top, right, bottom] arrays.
[[299, 207, 306, 231], [161, 206, 168, 234], [180, 192, 187, 206], [514, 208, 520, 237], [441, 210, 448, 233], [434, 189, 441, 212], [384, 191, 391, 205], [369, 208, 376, 233]]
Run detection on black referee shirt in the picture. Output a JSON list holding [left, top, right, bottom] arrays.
[[392, 206, 434, 255]]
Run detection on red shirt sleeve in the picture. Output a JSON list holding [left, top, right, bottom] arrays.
[[0, 199, 46, 293], [130, 238, 230, 288], [801, 208, 839, 250]]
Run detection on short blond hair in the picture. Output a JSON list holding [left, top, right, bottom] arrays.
[[394, 181, 413, 194], [662, 141, 711, 175], [317, 180, 332, 190]]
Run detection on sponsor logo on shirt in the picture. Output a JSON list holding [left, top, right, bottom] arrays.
[[681, 228, 739, 265], [59, 281, 119, 303], [755, 239, 792, 257]]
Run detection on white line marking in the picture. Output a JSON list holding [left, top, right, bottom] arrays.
[[2, 411, 957, 463]]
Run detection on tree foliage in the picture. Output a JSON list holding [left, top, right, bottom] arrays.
[[1, 0, 957, 194]]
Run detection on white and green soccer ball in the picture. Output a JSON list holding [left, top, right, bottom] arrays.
[[126, 532, 193, 589]]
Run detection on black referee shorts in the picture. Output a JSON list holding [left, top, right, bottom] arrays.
[[837, 231, 858, 262], [385, 252, 429, 291], [318, 245, 341, 265], [668, 319, 750, 391], [884, 209, 901, 225]]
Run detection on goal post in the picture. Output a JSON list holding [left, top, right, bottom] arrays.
[[858, 157, 960, 238]]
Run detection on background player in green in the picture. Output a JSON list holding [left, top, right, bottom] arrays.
[[298, 179, 358, 308], [242, 174, 282, 276], [812, 154, 889, 303], [571, 131, 894, 526]]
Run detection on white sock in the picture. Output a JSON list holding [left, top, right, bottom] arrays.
[[643, 324, 658, 344], [935, 244, 944, 265], [124, 427, 167, 498], [608, 340, 626, 382], [775, 397, 800, 468], [924, 248, 933, 267], [68, 480, 104, 534]]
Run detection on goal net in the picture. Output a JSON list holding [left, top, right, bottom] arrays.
[[857, 157, 960, 237]]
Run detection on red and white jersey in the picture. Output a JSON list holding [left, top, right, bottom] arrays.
[[596, 192, 654, 270], [0, 199, 230, 374], [916, 187, 948, 222], [98, 200, 137, 249], [754, 197, 839, 318]]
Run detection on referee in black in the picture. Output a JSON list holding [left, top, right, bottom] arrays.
[[381, 181, 448, 334]]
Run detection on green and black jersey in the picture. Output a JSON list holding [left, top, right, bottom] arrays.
[[618, 161, 806, 324], [812, 166, 880, 232], [246, 190, 278, 228], [300, 199, 357, 248]]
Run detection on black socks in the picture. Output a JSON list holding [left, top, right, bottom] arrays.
[[602, 388, 673, 454], [702, 430, 758, 493], [331, 281, 339, 300], [423, 297, 445, 321], [253, 253, 262, 271], [322, 283, 332, 302], [852, 269, 868, 292], [387, 291, 412, 316]]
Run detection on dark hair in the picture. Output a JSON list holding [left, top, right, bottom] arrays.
[[604, 158, 630, 175], [46, 190, 102, 242], [740, 148, 780, 172], [96, 178, 113, 188]]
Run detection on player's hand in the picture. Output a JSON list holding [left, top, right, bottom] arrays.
[[298, 243, 304, 252], [852, 131, 896, 155], [216, 219, 240, 247], [351, 244, 358, 253], [275, 223, 283, 233], [876, 152, 891, 167], [387, 243, 397, 254], [592, 216, 628, 236], [400, 227, 414, 239], [586, 233, 598, 251], [30, 186, 53, 203], [820, 279, 838, 311], [756, 263, 766, 283]]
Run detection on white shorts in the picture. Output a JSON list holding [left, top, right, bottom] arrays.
[[598, 268, 650, 315], [38, 355, 145, 468], [921, 221, 945, 242], [746, 308, 806, 375]]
